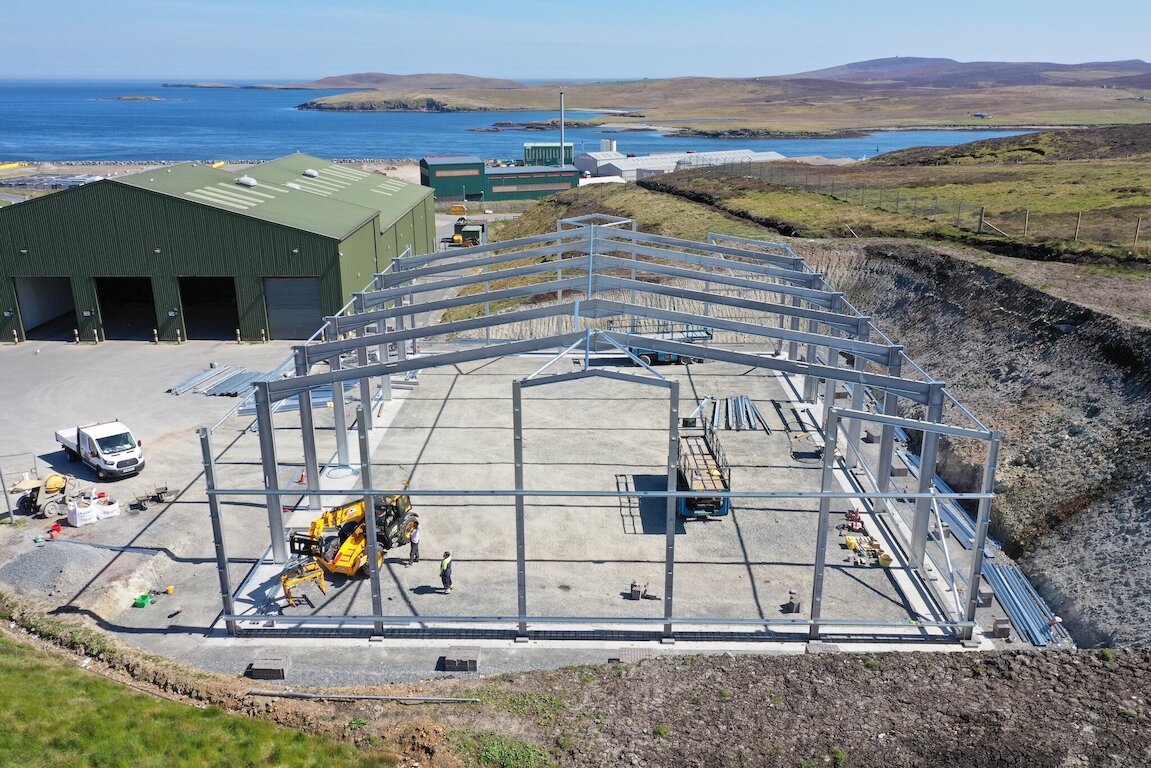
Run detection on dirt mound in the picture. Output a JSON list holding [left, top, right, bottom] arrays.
[[521, 650, 1151, 767]]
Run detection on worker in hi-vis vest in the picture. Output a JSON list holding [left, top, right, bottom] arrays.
[[439, 551, 453, 594]]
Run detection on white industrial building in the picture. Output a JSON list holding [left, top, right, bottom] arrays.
[[578, 148, 787, 182]]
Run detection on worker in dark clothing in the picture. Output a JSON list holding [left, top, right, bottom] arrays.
[[439, 551, 453, 594]]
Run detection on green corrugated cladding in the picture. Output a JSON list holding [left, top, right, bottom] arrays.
[[523, 144, 574, 166], [483, 169, 580, 201], [419, 159, 485, 198], [0, 179, 433, 342]]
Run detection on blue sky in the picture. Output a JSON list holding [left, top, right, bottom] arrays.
[[2, 0, 1148, 80]]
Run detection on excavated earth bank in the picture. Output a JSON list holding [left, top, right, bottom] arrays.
[[804, 241, 1151, 647]]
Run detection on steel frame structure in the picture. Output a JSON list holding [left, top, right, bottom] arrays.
[[201, 216, 1002, 643]]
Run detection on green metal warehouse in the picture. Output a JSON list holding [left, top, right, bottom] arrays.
[[420, 155, 579, 201], [419, 156, 485, 200], [0, 154, 434, 342]]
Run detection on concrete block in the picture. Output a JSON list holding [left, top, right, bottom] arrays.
[[977, 583, 994, 608], [992, 618, 1012, 639], [862, 429, 879, 444], [805, 641, 840, 654], [890, 465, 910, 478], [246, 657, 291, 680], [443, 646, 480, 672]]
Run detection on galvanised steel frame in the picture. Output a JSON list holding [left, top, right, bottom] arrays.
[[201, 216, 1001, 642]]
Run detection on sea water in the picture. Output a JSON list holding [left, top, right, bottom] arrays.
[[0, 80, 1026, 162]]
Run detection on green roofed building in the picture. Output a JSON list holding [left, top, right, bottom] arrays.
[[419, 156, 485, 200], [420, 155, 580, 201], [0, 154, 434, 342]]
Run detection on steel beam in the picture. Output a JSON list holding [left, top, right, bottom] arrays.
[[593, 331, 933, 403], [363, 254, 592, 306], [377, 240, 590, 288], [303, 302, 579, 365], [268, 331, 587, 402], [829, 407, 993, 442], [581, 298, 894, 363], [593, 246, 826, 297], [595, 276, 866, 335], [397, 227, 592, 270], [609, 228, 803, 270], [327, 277, 587, 336], [705, 232, 803, 268]]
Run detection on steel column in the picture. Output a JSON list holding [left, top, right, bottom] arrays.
[[199, 427, 237, 635], [254, 382, 288, 563], [512, 380, 528, 636], [380, 327, 393, 401], [354, 297, 374, 431], [330, 355, 350, 466], [357, 407, 386, 635], [962, 432, 1002, 639], [845, 320, 870, 468], [787, 294, 796, 363], [809, 410, 841, 639], [663, 380, 681, 638], [876, 351, 903, 492], [293, 346, 320, 506], [911, 382, 947, 568]]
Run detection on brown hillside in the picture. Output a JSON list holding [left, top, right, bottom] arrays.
[[306, 72, 525, 89], [870, 124, 1151, 165]]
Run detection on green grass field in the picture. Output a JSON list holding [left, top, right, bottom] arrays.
[[643, 157, 1151, 258], [0, 633, 390, 768]]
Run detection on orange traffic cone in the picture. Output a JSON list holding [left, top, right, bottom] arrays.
[[296, 470, 306, 484]]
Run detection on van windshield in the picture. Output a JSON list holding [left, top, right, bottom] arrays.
[[96, 433, 136, 454]]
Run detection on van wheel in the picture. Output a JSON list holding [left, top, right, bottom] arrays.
[[65, 448, 79, 463], [96, 469, 107, 480]]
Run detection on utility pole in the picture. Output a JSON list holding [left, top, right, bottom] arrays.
[[559, 90, 565, 168]]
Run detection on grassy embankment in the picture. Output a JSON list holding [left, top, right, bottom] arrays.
[[440, 127, 1151, 328], [647, 158, 1150, 258], [0, 589, 559, 768], [0, 631, 389, 768]]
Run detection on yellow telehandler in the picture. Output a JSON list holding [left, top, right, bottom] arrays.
[[280, 486, 417, 605]]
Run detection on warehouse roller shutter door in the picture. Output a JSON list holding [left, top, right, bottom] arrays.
[[263, 277, 322, 340]]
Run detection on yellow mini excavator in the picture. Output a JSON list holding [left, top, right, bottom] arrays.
[[280, 485, 417, 605]]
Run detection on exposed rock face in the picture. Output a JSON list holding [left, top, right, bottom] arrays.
[[804, 241, 1151, 646]]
